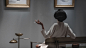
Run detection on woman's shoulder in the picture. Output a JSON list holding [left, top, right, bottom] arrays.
[[53, 22, 69, 26], [53, 23, 58, 25], [64, 22, 68, 25], [64, 22, 69, 26]]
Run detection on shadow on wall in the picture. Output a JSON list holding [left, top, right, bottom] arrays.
[[0, 14, 3, 26], [0, 0, 3, 25]]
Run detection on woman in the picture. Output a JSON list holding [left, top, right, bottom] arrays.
[[35, 9, 76, 48]]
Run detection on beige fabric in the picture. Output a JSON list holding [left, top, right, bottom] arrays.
[[39, 22, 76, 48], [38, 44, 48, 48]]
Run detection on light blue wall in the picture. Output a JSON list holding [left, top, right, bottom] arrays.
[[0, 0, 86, 48]]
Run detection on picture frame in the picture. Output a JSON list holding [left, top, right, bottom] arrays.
[[54, 0, 75, 7], [6, 0, 30, 8]]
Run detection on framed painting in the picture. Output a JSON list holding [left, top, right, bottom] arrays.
[[54, 0, 75, 7], [6, 0, 30, 8]]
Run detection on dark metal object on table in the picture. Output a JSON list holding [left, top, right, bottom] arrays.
[[30, 42, 42, 48], [72, 44, 79, 48]]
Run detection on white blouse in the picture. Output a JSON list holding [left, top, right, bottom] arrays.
[[41, 22, 76, 39], [39, 22, 76, 48]]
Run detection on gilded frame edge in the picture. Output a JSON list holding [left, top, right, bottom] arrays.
[[6, 0, 30, 8], [54, 0, 75, 7]]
